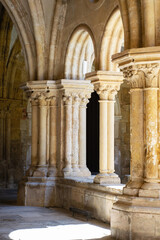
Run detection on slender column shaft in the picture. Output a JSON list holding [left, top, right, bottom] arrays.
[[72, 97, 80, 172], [99, 100, 108, 174], [6, 113, 11, 168], [49, 98, 57, 167], [46, 100, 50, 165], [31, 100, 38, 166], [145, 88, 158, 180], [79, 97, 91, 176], [107, 100, 115, 173], [0, 111, 4, 163], [63, 96, 72, 173], [130, 89, 144, 181], [79, 100, 87, 169], [39, 98, 47, 166]]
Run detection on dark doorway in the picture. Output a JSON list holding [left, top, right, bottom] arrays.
[[86, 91, 99, 174]]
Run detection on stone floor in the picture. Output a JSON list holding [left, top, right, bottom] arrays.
[[0, 189, 114, 240]]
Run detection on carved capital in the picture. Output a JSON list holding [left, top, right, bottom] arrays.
[[79, 93, 91, 107], [123, 63, 160, 88], [38, 96, 47, 106], [95, 83, 120, 100], [30, 98, 38, 107], [72, 94, 80, 106], [143, 63, 160, 88], [50, 96, 58, 106], [63, 94, 72, 105]]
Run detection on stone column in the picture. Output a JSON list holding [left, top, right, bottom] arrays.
[[28, 99, 38, 176], [79, 95, 91, 176], [141, 64, 160, 191], [0, 110, 4, 164], [20, 81, 59, 179], [94, 85, 120, 184], [63, 94, 73, 176], [60, 79, 94, 178], [145, 88, 158, 180], [6, 111, 14, 187], [34, 95, 48, 177], [85, 71, 123, 184], [98, 97, 108, 176], [48, 97, 58, 177], [111, 49, 160, 240], [121, 63, 160, 194], [107, 99, 116, 175], [6, 112, 11, 168], [72, 95, 80, 174], [122, 68, 145, 193]]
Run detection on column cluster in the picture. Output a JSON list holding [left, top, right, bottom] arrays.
[[29, 91, 58, 177], [22, 79, 93, 179], [62, 92, 91, 177], [122, 63, 160, 192]]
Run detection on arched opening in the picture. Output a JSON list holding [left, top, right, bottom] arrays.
[[100, 7, 130, 182], [65, 26, 99, 174], [65, 26, 95, 80], [0, 4, 30, 201]]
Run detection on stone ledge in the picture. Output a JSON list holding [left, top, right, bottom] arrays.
[[18, 176, 124, 223]]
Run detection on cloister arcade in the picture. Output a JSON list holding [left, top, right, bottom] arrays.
[[1, 0, 160, 239]]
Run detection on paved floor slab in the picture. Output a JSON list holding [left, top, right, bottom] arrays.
[[0, 189, 114, 240]]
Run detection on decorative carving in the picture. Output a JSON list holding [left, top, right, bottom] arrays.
[[72, 94, 80, 106], [123, 63, 160, 88], [95, 83, 120, 100], [50, 96, 58, 106], [63, 94, 72, 105]]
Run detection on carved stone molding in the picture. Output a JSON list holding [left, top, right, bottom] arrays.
[[50, 96, 58, 107], [85, 71, 123, 100], [72, 95, 80, 106], [63, 95, 72, 105], [94, 83, 120, 100], [63, 92, 92, 106], [123, 63, 160, 88], [80, 96, 89, 107]]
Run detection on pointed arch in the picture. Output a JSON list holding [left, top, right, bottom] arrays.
[[64, 24, 96, 80], [100, 7, 124, 71], [0, 0, 36, 80]]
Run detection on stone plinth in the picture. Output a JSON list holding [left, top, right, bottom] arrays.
[[111, 195, 160, 240], [94, 173, 120, 184], [18, 176, 123, 223]]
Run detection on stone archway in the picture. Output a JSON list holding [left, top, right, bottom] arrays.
[[0, 4, 30, 190], [98, 7, 130, 182], [64, 25, 98, 174]]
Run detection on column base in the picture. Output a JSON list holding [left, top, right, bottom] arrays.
[[72, 166, 80, 173], [26, 166, 36, 177], [123, 180, 143, 196], [111, 194, 160, 240], [79, 167, 91, 177], [62, 165, 72, 177], [123, 180, 160, 197], [33, 166, 48, 177], [139, 181, 160, 198], [94, 173, 120, 184], [47, 166, 58, 177]]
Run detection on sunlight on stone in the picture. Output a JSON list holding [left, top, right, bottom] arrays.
[[9, 223, 111, 240]]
